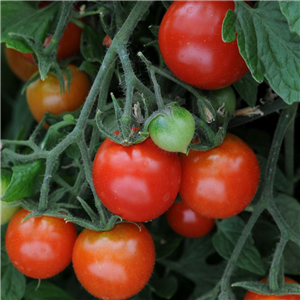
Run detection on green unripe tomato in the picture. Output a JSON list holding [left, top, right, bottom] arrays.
[[149, 104, 195, 153], [1, 169, 20, 225], [207, 86, 236, 117]]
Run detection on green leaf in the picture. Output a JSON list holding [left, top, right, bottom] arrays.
[[149, 274, 178, 299], [279, 1, 300, 37], [222, 9, 237, 43], [78, 61, 99, 77], [1, 226, 26, 300], [283, 241, 300, 275], [1, 1, 59, 52], [223, 1, 300, 105], [81, 25, 104, 63], [24, 281, 75, 300], [2, 160, 45, 202], [233, 73, 259, 107], [212, 216, 266, 276], [275, 193, 300, 235], [232, 281, 300, 295]]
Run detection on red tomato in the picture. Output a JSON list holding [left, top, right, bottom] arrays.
[[158, 1, 249, 90], [92, 136, 181, 222], [5, 209, 77, 279], [102, 34, 113, 47], [166, 201, 215, 238], [26, 64, 90, 124], [180, 133, 260, 219], [244, 277, 300, 300], [72, 222, 155, 300], [4, 46, 38, 81]]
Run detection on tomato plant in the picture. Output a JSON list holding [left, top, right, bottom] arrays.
[[4, 46, 38, 81], [5, 209, 77, 279], [158, 1, 249, 90], [244, 277, 300, 300], [72, 222, 155, 300], [148, 103, 195, 153], [180, 133, 260, 219], [26, 64, 90, 123], [92, 135, 181, 222], [1, 169, 20, 225], [166, 201, 215, 238]]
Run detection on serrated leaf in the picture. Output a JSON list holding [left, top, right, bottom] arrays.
[[212, 216, 266, 276], [24, 281, 75, 300], [223, 1, 300, 105], [2, 160, 45, 202], [279, 1, 300, 37]]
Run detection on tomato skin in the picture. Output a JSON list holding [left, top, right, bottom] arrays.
[[5, 209, 77, 279], [158, 1, 249, 90], [149, 104, 195, 153], [4, 46, 38, 81], [26, 64, 90, 123], [92, 136, 181, 222], [244, 277, 300, 300], [1, 169, 20, 225], [166, 201, 215, 238], [72, 222, 155, 300], [103, 34, 113, 47], [180, 133, 260, 219]]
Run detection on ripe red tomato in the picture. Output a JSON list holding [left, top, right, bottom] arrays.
[[4, 46, 38, 81], [92, 136, 181, 222], [5, 209, 77, 279], [72, 222, 155, 300], [158, 1, 249, 90], [180, 133, 260, 219], [166, 201, 215, 238], [244, 277, 300, 300], [26, 64, 90, 123]]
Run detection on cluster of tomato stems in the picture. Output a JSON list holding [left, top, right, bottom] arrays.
[[1, 1, 299, 299]]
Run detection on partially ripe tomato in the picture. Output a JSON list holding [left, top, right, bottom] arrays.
[[103, 34, 113, 47], [4, 46, 38, 81], [92, 136, 181, 222], [149, 104, 195, 153], [166, 201, 215, 238], [158, 1, 249, 90], [5, 209, 77, 279], [72, 222, 155, 300], [180, 133, 260, 219], [1, 169, 21, 225], [244, 277, 300, 300], [26, 64, 90, 123]]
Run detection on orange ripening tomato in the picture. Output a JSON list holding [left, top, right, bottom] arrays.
[[26, 64, 90, 123], [72, 222, 155, 300], [180, 133, 260, 219], [5, 209, 77, 279], [102, 35, 113, 47], [244, 277, 300, 300], [166, 201, 215, 238], [5, 46, 38, 81]]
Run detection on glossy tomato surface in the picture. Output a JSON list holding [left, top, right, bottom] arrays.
[[26, 64, 90, 123], [244, 277, 300, 300], [158, 1, 249, 90], [72, 222, 155, 300], [180, 133, 260, 219], [5, 46, 38, 81], [5, 209, 77, 279], [166, 201, 215, 238], [92, 136, 181, 222]]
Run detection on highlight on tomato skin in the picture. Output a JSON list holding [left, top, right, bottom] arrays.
[[158, 1, 250, 90], [244, 277, 300, 300], [5, 209, 78, 279], [26, 64, 91, 124], [72, 222, 156, 300], [180, 133, 260, 219], [166, 201, 215, 238]]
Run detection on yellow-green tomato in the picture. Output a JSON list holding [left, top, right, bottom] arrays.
[[149, 104, 195, 153], [1, 170, 20, 225]]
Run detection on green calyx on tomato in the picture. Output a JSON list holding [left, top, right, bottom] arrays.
[[207, 86, 237, 118], [1, 169, 21, 225], [148, 103, 195, 153]]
